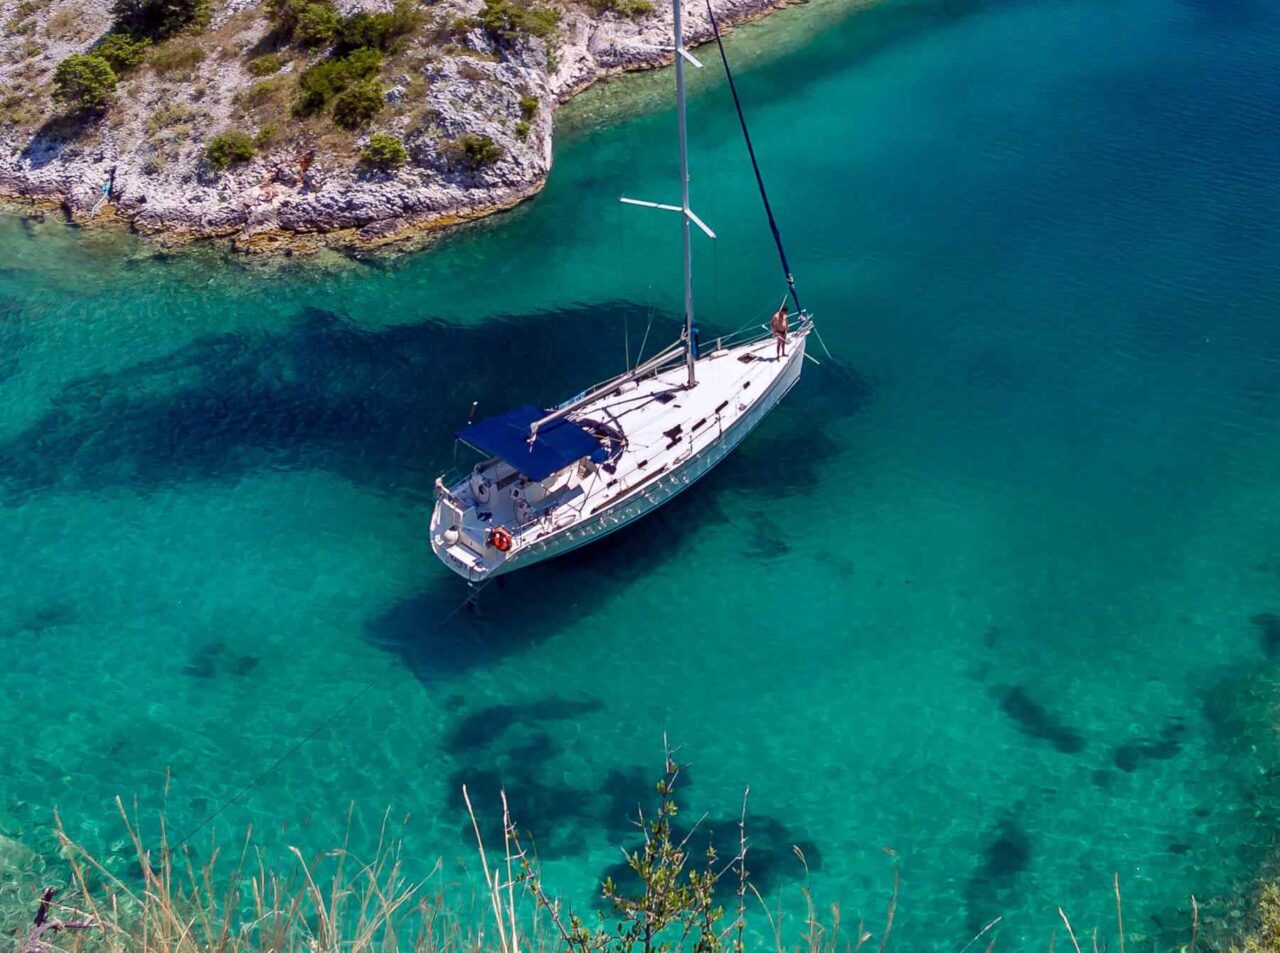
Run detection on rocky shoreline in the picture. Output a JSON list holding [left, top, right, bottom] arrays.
[[0, 0, 802, 254]]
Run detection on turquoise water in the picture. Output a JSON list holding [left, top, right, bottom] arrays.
[[4, 0, 1280, 946]]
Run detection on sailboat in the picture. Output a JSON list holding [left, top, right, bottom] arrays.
[[430, 0, 819, 583]]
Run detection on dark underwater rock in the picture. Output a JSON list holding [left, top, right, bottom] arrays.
[[993, 685, 1085, 754]]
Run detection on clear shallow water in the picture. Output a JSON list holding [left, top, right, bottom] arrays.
[[4, 0, 1280, 946]]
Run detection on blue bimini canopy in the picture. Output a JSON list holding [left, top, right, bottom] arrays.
[[457, 405, 607, 482]]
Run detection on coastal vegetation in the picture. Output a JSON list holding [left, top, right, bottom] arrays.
[[149, 39, 206, 78], [0, 0, 783, 247], [444, 132, 505, 172], [332, 81, 385, 128], [246, 51, 285, 75], [267, 0, 420, 52], [295, 48, 377, 111], [52, 53, 117, 111], [262, 0, 417, 129], [583, 0, 655, 18], [25, 0, 557, 172], [476, 0, 561, 46], [93, 32, 151, 72], [205, 129, 257, 168], [361, 131, 409, 169], [112, 0, 211, 38]]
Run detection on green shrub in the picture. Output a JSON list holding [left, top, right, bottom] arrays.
[[337, 45, 383, 79], [337, 0, 420, 53], [205, 129, 256, 169], [273, 0, 418, 51], [296, 1, 341, 47], [94, 33, 150, 73], [264, 0, 312, 39], [476, 0, 559, 44], [331, 80, 383, 128], [246, 51, 285, 75], [112, 0, 210, 38], [150, 40, 204, 76], [295, 61, 342, 113], [254, 123, 280, 148], [294, 47, 381, 114], [445, 132, 503, 171], [518, 92, 537, 120], [52, 54, 117, 111], [585, 0, 654, 16], [514, 119, 529, 140], [360, 132, 407, 169]]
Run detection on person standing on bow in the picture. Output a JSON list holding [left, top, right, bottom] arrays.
[[770, 300, 789, 359]]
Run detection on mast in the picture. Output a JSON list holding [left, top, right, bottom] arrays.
[[616, 0, 712, 388], [674, 0, 696, 388]]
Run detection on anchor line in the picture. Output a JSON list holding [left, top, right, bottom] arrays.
[[704, 0, 802, 314], [173, 579, 494, 849]]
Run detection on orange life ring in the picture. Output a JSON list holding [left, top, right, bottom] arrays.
[[488, 527, 513, 553]]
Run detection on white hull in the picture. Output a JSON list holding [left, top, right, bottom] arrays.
[[498, 336, 805, 575], [431, 327, 809, 583]]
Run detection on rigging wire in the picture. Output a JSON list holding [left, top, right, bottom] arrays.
[[172, 579, 494, 849], [703, 0, 801, 314], [634, 307, 656, 370], [704, 1, 835, 361], [622, 198, 630, 370]]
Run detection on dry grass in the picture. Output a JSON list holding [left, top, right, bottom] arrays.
[[10, 782, 861, 953], [147, 103, 201, 133], [15, 798, 514, 953], [45, 5, 97, 41], [230, 81, 361, 160], [0, 89, 42, 126], [150, 40, 206, 78], [7, 798, 1222, 953], [0, 754, 1231, 953]]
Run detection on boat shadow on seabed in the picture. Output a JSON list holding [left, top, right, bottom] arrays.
[[0, 296, 869, 678], [366, 349, 872, 684]]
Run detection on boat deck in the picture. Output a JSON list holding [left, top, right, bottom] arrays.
[[431, 324, 808, 579]]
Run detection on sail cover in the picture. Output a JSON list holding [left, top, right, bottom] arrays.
[[457, 405, 607, 482]]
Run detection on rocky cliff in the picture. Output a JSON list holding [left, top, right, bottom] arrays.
[[0, 0, 793, 251]]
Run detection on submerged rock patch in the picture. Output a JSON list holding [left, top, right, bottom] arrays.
[[992, 685, 1086, 754]]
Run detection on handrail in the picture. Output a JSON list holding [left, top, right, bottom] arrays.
[[528, 340, 684, 443], [525, 312, 810, 448]]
